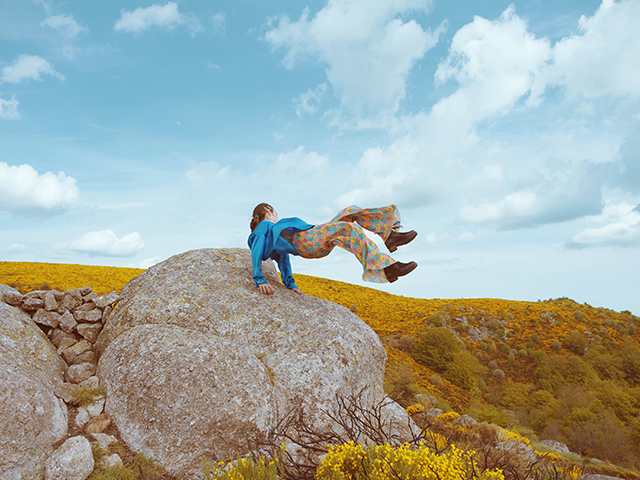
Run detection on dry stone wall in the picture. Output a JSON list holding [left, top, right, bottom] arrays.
[[0, 284, 119, 480]]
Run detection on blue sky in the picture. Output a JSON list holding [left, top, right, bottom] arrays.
[[1, 0, 639, 313]]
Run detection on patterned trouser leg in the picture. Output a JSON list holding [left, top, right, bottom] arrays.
[[289, 205, 401, 283]]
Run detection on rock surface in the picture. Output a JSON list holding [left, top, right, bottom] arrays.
[[97, 248, 403, 478], [0, 300, 68, 480], [44, 436, 94, 480]]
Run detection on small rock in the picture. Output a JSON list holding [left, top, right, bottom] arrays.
[[66, 289, 83, 303], [74, 309, 102, 323], [33, 309, 61, 328], [79, 376, 100, 389], [103, 453, 122, 468], [91, 433, 117, 447], [22, 297, 44, 310], [87, 397, 106, 417], [57, 337, 78, 354], [425, 408, 443, 417], [77, 323, 102, 343], [103, 454, 123, 468], [78, 286, 93, 296], [75, 408, 90, 428], [1, 286, 23, 306], [75, 302, 96, 313], [53, 383, 78, 403], [66, 362, 97, 384], [60, 294, 80, 312], [541, 440, 571, 454], [53, 290, 65, 301], [82, 292, 97, 302], [51, 327, 77, 346], [453, 414, 477, 426], [59, 311, 78, 334], [415, 394, 437, 407], [44, 435, 94, 480], [95, 291, 119, 309], [72, 350, 99, 366], [44, 290, 59, 311], [85, 413, 111, 434], [102, 305, 112, 324], [61, 340, 92, 364]]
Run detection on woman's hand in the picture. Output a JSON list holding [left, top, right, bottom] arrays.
[[258, 283, 275, 295], [291, 288, 305, 296]]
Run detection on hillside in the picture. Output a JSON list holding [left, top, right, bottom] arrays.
[[2, 260, 640, 475]]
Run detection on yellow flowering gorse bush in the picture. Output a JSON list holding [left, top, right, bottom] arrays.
[[315, 441, 504, 480]]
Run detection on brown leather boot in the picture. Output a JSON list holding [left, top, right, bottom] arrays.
[[385, 230, 417, 252], [383, 261, 418, 283]]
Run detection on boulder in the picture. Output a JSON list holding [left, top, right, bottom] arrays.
[[0, 300, 68, 480], [97, 248, 408, 478], [44, 436, 94, 480]]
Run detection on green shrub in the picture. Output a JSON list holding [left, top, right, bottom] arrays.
[[349, 304, 358, 313], [88, 466, 137, 480], [413, 327, 459, 372], [564, 330, 589, 356], [444, 351, 486, 390], [551, 340, 562, 351], [574, 309, 587, 323], [429, 374, 443, 386], [493, 369, 505, 380], [427, 313, 444, 327]]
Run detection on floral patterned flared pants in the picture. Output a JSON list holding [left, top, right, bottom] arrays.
[[287, 205, 401, 283]]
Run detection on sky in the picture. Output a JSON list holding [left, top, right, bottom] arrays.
[[1, 0, 639, 314]]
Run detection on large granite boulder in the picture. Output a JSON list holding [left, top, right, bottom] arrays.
[[0, 292, 68, 480], [96, 248, 408, 477]]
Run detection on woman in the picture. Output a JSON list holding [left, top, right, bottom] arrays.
[[248, 203, 417, 295]]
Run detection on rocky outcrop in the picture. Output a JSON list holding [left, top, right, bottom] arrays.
[[0, 284, 118, 480], [96, 248, 408, 478], [0, 290, 68, 480]]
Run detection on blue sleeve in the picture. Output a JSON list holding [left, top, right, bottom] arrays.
[[249, 234, 269, 287], [277, 254, 298, 289]]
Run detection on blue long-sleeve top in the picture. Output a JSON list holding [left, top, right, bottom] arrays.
[[247, 217, 314, 289]]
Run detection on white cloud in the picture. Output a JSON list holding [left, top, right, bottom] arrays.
[[564, 202, 640, 249], [114, 2, 203, 36], [551, 0, 640, 99], [185, 161, 230, 188], [273, 145, 329, 171], [41, 13, 88, 39], [294, 83, 327, 117], [0, 96, 20, 120], [0, 162, 80, 213], [265, 0, 444, 126], [66, 230, 145, 257], [0, 54, 65, 84], [458, 162, 605, 230], [211, 13, 226, 34], [1, 243, 26, 255], [434, 5, 551, 122]]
